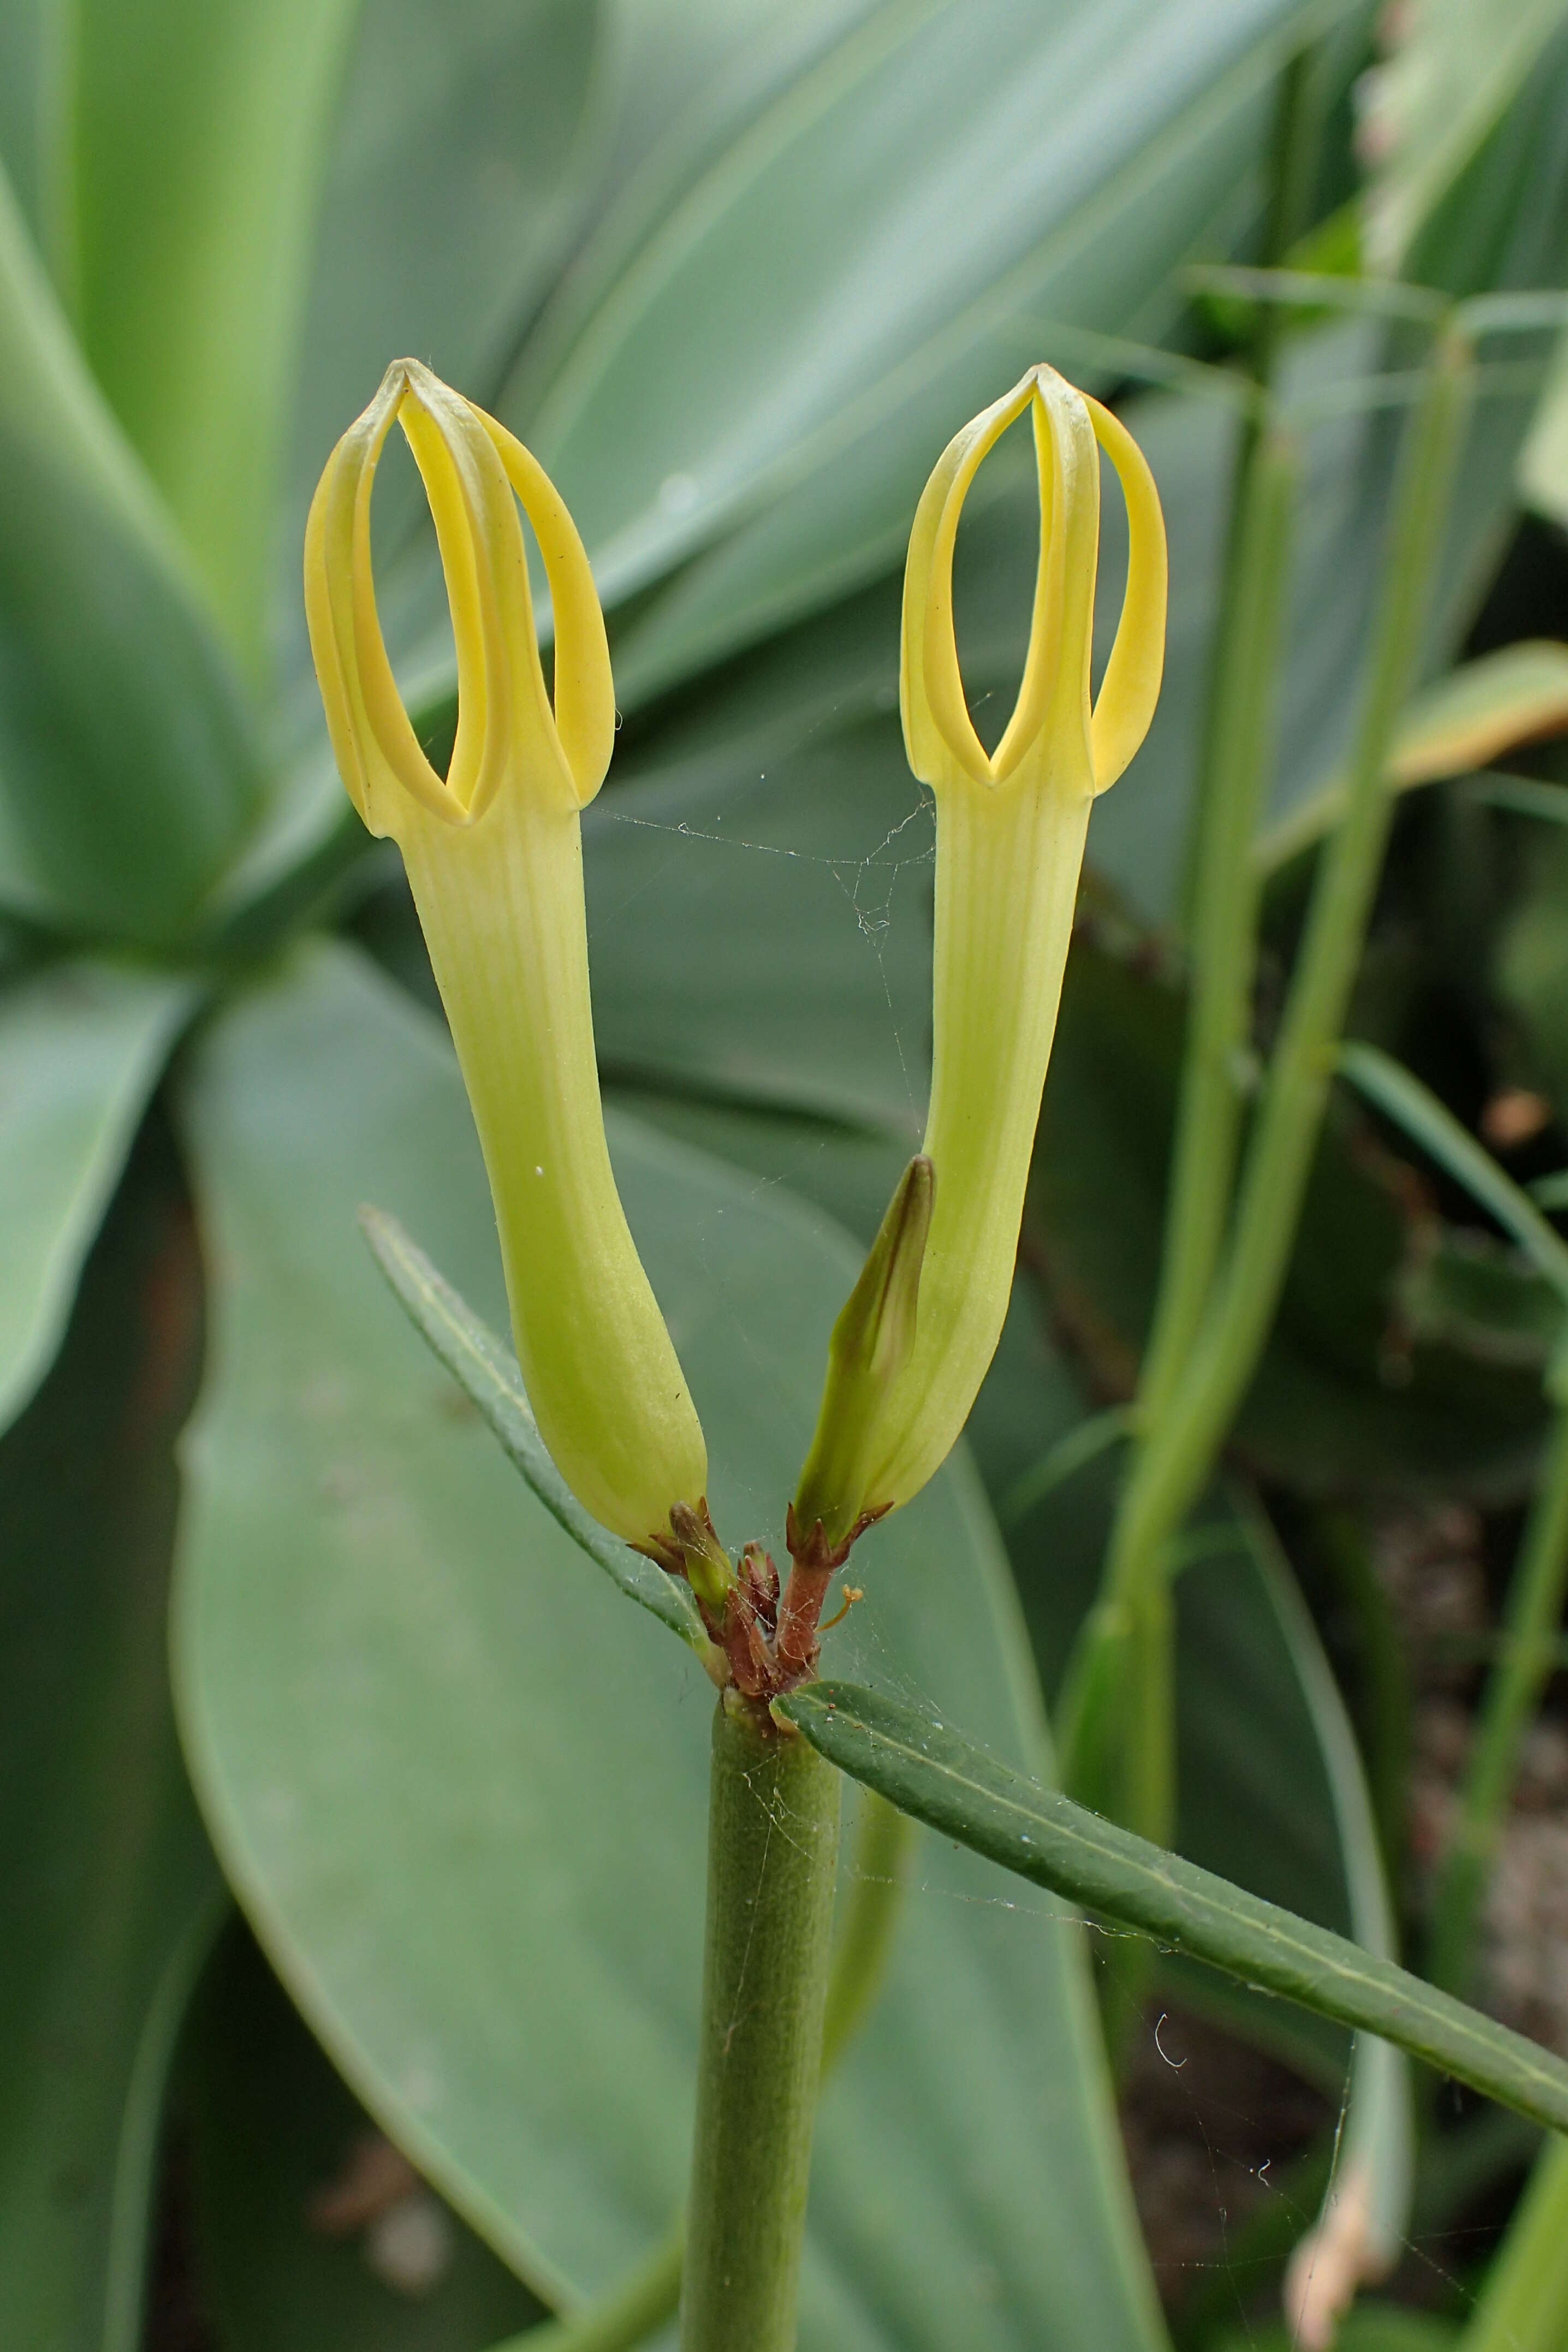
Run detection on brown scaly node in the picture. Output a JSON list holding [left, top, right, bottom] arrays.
[[643, 1498, 876, 1704]]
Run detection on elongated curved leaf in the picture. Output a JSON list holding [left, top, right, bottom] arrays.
[[174, 939, 1166, 2352], [0, 168, 263, 939], [0, 960, 194, 1433], [779, 1680, 1568, 2136], [514, 0, 1315, 632], [72, 0, 362, 669], [1257, 640, 1568, 872]]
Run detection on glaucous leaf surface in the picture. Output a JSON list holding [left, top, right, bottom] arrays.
[[72, 0, 361, 670], [276, 0, 604, 698], [0, 0, 61, 252], [1360, 0, 1568, 274], [174, 940, 1166, 2352], [0, 960, 193, 1433], [509, 0, 1313, 630], [186, 1922, 544, 2352], [0, 172, 264, 941], [0, 1114, 221, 2352]]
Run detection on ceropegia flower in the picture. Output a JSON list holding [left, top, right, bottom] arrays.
[[792, 364, 1166, 1553], [304, 358, 709, 1555]]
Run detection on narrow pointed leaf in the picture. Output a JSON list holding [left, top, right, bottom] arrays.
[[780, 1679, 1568, 2135], [1338, 1042, 1568, 1306]]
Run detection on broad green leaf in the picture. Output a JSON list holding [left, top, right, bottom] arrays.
[[585, 704, 931, 1133], [0, 0, 63, 256], [0, 151, 179, 570], [174, 939, 1167, 2352], [0, 1111, 223, 2352], [186, 1922, 544, 2352], [1361, 0, 1568, 275], [359, 1206, 705, 1649], [509, 0, 1319, 648], [71, 0, 362, 672], [0, 166, 265, 941], [274, 0, 883, 721], [0, 960, 193, 1433], [778, 1679, 1568, 2134], [1257, 640, 1568, 872], [1030, 929, 1548, 1498], [277, 0, 604, 685]]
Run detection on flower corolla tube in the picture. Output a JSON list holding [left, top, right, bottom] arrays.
[[305, 358, 708, 1554], [792, 363, 1166, 1555]]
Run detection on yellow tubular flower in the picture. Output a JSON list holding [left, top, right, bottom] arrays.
[[304, 359, 708, 1553], [856, 364, 1166, 1522]]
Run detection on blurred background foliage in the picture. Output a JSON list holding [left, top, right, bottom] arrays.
[[7, 1, 1568, 2347]]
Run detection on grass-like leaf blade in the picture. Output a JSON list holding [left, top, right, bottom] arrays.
[[780, 1679, 1568, 2137], [359, 1205, 705, 1649], [1339, 1042, 1568, 1305]]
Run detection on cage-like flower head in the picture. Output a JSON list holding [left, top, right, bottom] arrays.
[[305, 359, 708, 1554]]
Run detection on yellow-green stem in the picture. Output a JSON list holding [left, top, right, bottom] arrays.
[[1060, 329, 1471, 1832], [1429, 1401, 1568, 1999], [1136, 428, 1299, 1432]]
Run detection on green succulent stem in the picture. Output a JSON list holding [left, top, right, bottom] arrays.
[[681, 1694, 841, 2352], [1428, 1399, 1568, 2001], [1059, 326, 1472, 1833], [1137, 424, 1299, 1433], [499, 1789, 909, 2352]]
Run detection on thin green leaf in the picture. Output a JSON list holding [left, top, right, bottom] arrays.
[[1466, 773, 1568, 825], [1338, 1042, 1568, 1306], [997, 1406, 1133, 1531], [1181, 262, 1448, 324], [359, 1204, 705, 1651], [1458, 289, 1568, 337], [779, 1679, 1568, 2136], [1361, 0, 1568, 276]]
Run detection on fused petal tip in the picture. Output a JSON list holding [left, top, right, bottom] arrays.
[[304, 363, 705, 1554]]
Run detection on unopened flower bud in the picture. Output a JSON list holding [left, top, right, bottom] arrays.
[[304, 359, 707, 1553], [791, 1155, 934, 1555]]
